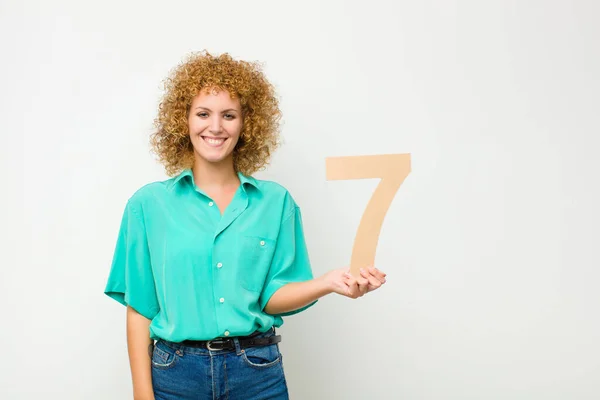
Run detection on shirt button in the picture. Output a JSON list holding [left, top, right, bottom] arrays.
[[219, 297, 225, 303], [217, 262, 223, 268], [224, 331, 230, 336], [260, 240, 265, 246], [208, 202, 214, 207]]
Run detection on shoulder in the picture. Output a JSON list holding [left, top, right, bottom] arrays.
[[124, 176, 176, 211], [249, 176, 300, 216], [253, 178, 289, 195]]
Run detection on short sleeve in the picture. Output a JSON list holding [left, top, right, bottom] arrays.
[[104, 200, 159, 320], [259, 205, 316, 316]]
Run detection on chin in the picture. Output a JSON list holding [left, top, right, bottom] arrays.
[[197, 152, 233, 165]]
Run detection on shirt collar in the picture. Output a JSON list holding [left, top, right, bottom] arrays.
[[172, 168, 260, 192], [172, 168, 193, 187]]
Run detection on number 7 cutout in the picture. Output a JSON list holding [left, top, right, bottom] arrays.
[[326, 154, 411, 277]]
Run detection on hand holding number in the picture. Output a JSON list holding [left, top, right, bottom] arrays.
[[326, 154, 410, 277], [358, 266, 387, 292], [320, 266, 387, 299], [320, 153, 406, 302]]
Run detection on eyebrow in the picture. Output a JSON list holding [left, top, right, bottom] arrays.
[[194, 107, 240, 113]]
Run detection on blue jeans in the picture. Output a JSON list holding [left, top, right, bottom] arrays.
[[151, 328, 289, 399]]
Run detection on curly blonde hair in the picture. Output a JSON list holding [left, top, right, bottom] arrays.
[[150, 51, 282, 176]]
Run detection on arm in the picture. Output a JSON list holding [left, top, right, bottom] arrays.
[[264, 266, 387, 315], [262, 198, 388, 316], [105, 201, 160, 399], [264, 276, 331, 315], [127, 306, 155, 400]]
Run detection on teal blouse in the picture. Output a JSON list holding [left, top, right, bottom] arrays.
[[104, 169, 316, 342]]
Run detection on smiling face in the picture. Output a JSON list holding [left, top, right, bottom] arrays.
[[187, 88, 243, 169]]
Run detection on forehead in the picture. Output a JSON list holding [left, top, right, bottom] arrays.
[[191, 88, 241, 110]]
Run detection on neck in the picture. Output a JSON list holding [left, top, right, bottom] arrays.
[[192, 157, 240, 191]]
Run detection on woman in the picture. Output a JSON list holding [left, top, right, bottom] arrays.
[[104, 51, 387, 400]]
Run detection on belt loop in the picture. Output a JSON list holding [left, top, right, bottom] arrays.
[[233, 337, 242, 356]]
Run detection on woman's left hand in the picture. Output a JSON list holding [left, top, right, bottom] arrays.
[[321, 266, 387, 299], [346, 266, 386, 297], [358, 266, 387, 293]]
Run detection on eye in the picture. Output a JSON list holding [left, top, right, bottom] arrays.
[[196, 112, 209, 118], [223, 113, 236, 120]]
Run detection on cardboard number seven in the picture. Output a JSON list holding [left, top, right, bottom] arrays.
[[326, 154, 411, 277]]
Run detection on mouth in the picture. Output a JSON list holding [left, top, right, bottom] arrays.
[[201, 136, 228, 148]]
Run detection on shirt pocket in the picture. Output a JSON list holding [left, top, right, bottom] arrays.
[[239, 235, 276, 292]]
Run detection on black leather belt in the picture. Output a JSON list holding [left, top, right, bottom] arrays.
[[180, 334, 281, 351]]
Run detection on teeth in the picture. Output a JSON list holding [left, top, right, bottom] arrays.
[[205, 137, 225, 145]]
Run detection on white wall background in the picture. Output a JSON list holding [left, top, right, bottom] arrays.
[[3, 0, 599, 399]]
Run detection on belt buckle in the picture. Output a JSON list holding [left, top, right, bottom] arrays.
[[206, 339, 225, 351]]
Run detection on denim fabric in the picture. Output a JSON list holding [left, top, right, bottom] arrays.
[[151, 329, 289, 400]]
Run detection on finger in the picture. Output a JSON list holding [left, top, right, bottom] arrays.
[[344, 273, 359, 298], [357, 270, 370, 295], [359, 283, 368, 296], [350, 272, 368, 296], [346, 281, 359, 298], [367, 284, 379, 292], [369, 267, 387, 283], [344, 272, 358, 283], [336, 281, 351, 296], [364, 277, 382, 293], [360, 268, 383, 289], [368, 265, 385, 276], [370, 266, 386, 281]]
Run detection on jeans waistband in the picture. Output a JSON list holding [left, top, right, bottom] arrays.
[[157, 327, 277, 356]]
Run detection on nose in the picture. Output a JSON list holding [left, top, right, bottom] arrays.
[[209, 115, 222, 134]]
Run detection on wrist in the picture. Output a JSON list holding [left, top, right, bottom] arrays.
[[315, 274, 334, 296]]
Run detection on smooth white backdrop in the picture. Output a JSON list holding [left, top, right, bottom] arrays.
[[3, 0, 599, 399]]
